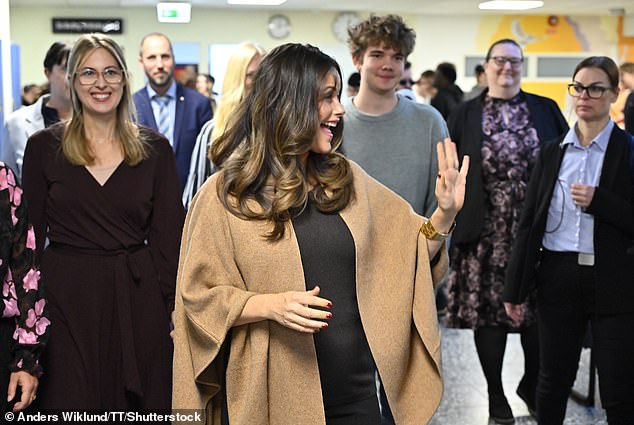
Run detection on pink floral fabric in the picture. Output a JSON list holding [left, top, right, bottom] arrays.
[[446, 95, 538, 329], [0, 162, 48, 377]]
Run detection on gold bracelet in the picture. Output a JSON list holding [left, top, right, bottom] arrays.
[[420, 219, 456, 241]]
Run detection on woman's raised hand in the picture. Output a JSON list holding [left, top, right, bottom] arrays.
[[436, 138, 469, 216], [269, 286, 332, 333]]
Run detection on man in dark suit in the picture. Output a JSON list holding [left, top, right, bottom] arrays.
[[134, 32, 212, 193]]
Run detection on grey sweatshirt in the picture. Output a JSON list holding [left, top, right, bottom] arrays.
[[342, 94, 449, 217]]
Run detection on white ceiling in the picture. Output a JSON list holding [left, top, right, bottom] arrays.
[[9, 0, 634, 16]]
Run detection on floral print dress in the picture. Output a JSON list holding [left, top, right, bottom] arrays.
[[0, 162, 48, 381], [446, 94, 539, 329]]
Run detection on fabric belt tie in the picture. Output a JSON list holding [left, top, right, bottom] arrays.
[[49, 242, 146, 397]]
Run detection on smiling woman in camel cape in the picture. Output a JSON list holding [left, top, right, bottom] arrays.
[[171, 42, 469, 425], [172, 162, 448, 425]]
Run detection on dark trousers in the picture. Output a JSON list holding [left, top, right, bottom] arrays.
[[536, 251, 634, 425]]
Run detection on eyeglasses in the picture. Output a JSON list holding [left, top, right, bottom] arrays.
[[399, 79, 414, 87], [489, 56, 523, 69], [567, 83, 611, 99], [76, 67, 124, 85]]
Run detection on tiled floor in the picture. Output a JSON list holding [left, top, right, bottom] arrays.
[[430, 325, 608, 425]]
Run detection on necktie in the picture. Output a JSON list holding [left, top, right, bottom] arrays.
[[155, 95, 171, 142]]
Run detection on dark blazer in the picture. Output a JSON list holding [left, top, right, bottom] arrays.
[[504, 125, 634, 314], [448, 89, 569, 245], [133, 83, 212, 192], [624, 91, 634, 135]]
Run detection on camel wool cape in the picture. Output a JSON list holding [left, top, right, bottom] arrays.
[[173, 162, 448, 425]]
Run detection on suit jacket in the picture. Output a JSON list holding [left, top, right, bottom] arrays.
[[1, 94, 48, 179], [504, 125, 634, 314], [133, 84, 212, 192], [448, 89, 569, 245], [173, 162, 448, 425]]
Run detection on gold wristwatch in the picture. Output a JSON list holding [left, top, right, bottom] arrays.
[[420, 219, 456, 241]]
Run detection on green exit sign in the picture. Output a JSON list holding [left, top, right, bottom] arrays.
[[161, 10, 178, 18], [156, 2, 191, 23]]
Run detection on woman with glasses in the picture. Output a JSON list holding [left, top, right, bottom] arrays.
[[504, 56, 634, 424], [22, 33, 184, 410], [445, 38, 568, 424]]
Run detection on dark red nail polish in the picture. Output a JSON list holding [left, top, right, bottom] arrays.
[[322, 323, 329, 329], [326, 313, 332, 319], [327, 302, 332, 308]]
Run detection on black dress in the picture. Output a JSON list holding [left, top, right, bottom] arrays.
[[22, 124, 184, 410], [292, 197, 380, 425]]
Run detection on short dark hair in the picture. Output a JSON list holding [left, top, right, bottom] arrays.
[[485, 38, 523, 61], [436, 62, 457, 83], [573, 56, 620, 89], [43, 42, 71, 71], [419, 70, 435, 80], [347, 72, 361, 88], [474, 64, 485, 76]]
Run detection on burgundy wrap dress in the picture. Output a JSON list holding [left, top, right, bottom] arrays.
[[22, 124, 184, 410]]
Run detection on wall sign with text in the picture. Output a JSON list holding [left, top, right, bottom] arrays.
[[52, 18, 123, 34]]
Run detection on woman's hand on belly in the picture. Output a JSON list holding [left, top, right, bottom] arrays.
[[235, 286, 333, 333]]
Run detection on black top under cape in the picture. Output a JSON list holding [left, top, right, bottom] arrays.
[[292, 196, 379, 424]]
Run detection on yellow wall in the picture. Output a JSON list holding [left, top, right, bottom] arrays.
[[618, 16, 634, 62], [521, 81, 568, 110]]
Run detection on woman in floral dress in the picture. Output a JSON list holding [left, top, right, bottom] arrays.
[[0, 163, 48, 413], [445, 38, 568, 424]]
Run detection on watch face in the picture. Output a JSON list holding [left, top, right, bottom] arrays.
[[268, 14, 291, 39], [332, 12, 360, 43]]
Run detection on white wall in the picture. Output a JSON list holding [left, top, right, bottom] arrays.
[[9, 6, 390, 93], [7, 6, 625, 104], [413, 14, 488, 90]]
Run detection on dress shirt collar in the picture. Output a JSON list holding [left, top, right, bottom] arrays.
[[146, 79, 176, 102], [561, 119, 614, 152]]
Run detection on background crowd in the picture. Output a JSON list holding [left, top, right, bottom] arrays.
[[1, 12, 633, 425]]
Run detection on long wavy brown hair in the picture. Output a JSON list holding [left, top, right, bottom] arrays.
[[211, 43, 354, 240]]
